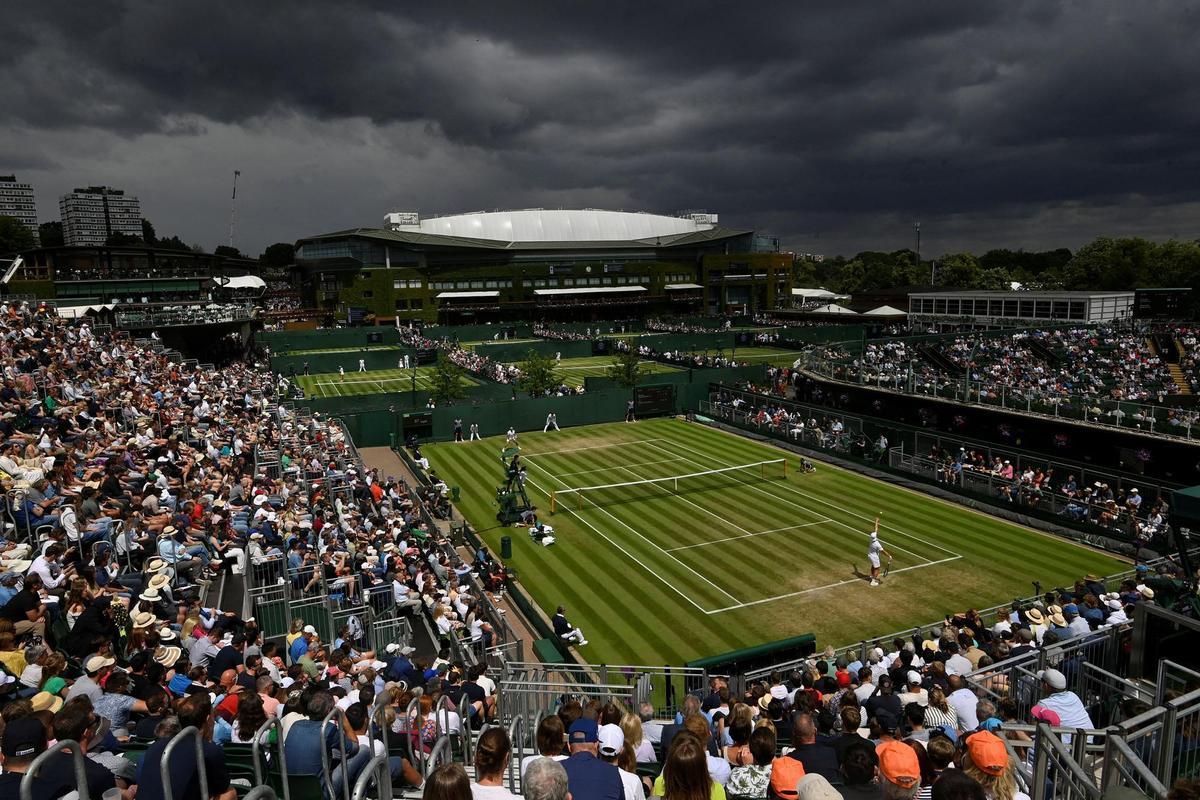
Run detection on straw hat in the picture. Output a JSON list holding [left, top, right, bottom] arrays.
[[31, 691, 63, 713], [144, 557, 168, 574], [1025, 608, 1045, 625], [147, 573, 170, 591], [131, 610, 157, 629], [139, 589, 162, 603], [158, 627, 179, 643], [154, 646, 182, 667]]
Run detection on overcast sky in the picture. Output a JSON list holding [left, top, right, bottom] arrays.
[[5, 2, 1200, 258]]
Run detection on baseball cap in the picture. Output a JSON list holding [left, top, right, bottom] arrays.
[[568, 718, 599, 744], [1038, 668, 1067, 690], [906, 670, 922, 686], [303, 625, 318, 635], [598, 724, 624, 757], [1030, 705, 1062, 725], [1063, 604, 1079, 615], [85, 655, 116, 674], [796, 773, 843, 800], [966, 731, 1009, 776], [1, 717, 48, 759], [877, 740, 920, 788]]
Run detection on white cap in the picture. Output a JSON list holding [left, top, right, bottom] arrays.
[[906, 671, 922, 686], [280, 677, 295, 688], [303, 625, 318, 635], [598, 724, 624, 757]]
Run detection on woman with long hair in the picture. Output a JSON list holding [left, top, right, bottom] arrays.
[[961, 731, 1027, 800], [471, 727, 518, 799], [232, 693, 270, 743], [656, 732, 715, 800], [924, 685, 959, 731], [423, 763, 472, 800], [620, 712, 656, 763], [724, 718, 754, 767], [64, 579, 91, 630]]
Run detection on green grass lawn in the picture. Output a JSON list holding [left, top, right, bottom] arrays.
[[425, 418, 1127, 666], [525, 355, 683, 388], [732, 346, 808, 368], [282, 344, 404, 356], [291, 367, 477, 398]]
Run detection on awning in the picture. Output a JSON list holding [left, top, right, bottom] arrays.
[[55, 303, 118, 320], [215, 275, 266, 290], [665, 283, 704, 290], [533, 286, 648, 296], [792, 287, 839, 300], [435, 291, 500, 300], [863, 304, 906, 316], [809, 303, 857, 315]]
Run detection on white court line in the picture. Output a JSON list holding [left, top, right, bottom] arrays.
[[643, 437, 959, 560], [666, 520, 830, 552], [315, 378, 409, 388], [611, 463, 756, 537], [521, 438, 666, 458], [556, 457, 688, 478], [524, 457, 743, 605], [521, 474, 714, 615], [703, 555, 964, 614]]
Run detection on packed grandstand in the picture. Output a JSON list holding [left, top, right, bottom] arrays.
[[0, 304, 1196, 800]]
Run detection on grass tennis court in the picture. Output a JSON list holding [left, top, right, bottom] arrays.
[[528, 356, 683, 388], [731, 346, 808, 368], [426, 418, 1126, 666], [290, 367, 477, 398], [282, 344, 404, 356]]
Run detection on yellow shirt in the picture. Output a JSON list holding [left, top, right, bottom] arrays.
[[652, 775, 727, 800], [0, 650, 27, 678]]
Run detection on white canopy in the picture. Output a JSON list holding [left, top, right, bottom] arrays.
[[809, 303, 857, 315], [664, 283, 704, 290], [863, 305, 907, 316], [55, 303, 117, 320], [217, 275, 266, 290], [791, 287, 844, 301], [533, 285, 648, 296], [435, 291, 499, 300]]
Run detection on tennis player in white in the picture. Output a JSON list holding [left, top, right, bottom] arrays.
[[867, 516, 893, 587]]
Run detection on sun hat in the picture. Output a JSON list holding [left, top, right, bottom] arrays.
[[154, 645, 183, 667], [84, 655, 116, 674], [1038, 668, 1067, 690], [144, 557, 168, 574], [30, 691, 63, 714], [598, 724, 624, 757], [965, 731, 1009, 776], [132, 610, 157, 629], [1139, 587, 1155, 600], [1025, 608, 1045, 625], [147, 572, 171, 591], [878, 740, 920, 788], [140, 589, 162, 603], [1048, 611, 1067, 627], [758, 693, 773, 711], [158, 627, 179, 643]]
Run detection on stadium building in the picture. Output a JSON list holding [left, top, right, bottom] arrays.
[[292, 208, 793, 324]]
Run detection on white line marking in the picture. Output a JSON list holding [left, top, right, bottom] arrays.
[[520, 472, 719, 614], [315, 377, 410, 388], [643, 437, 960, 559], [521, 438, 667, 458], [665, 520, 831, 551], [703, 555, 964, 613], [524, 458, 742, 605], [610, 463, 755, 536], [556, 457, 688, 478]]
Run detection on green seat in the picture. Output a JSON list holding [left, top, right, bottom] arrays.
[[451, 487, 461, 502], [636, 762, 663, 780], [287, 774, 329, 800], [122, 740, 151, 766], [533, 637, 566, 664]]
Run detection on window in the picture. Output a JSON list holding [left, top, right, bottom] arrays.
[[470, 281, 484, 289], [1003, 300, 1018, 317], [361, 271, 372, 279], [362, 290, 373, 298], [946, 299, 959, 315], [394, 279, 422, 289], [394, 299, 407, 309], [410, 299, 423, 310], [1035, 300, 1051, 318], [934, 299, 947, 314], [1019, 300, 1034, 317], [485, 280, 499, 289]]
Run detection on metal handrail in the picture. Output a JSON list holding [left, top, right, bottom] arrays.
[[507, 715, 526, 795], [460, 692, 475, 763], [252, 716, 290, 800], [320, 707, 354, 800], [1104, 735, 1170, 799], [1031, 721, 1103, 799], [21, 739, 92, 800], [162, 726, 211, 800], [403, 695, 424, 774], [425, 736, 452, 779], [242, 788, 280, 800], [349, 753, 392, 800]]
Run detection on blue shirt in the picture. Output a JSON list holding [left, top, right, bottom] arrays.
[[561, 752, 623, 800], [289, 635, 309, 664]]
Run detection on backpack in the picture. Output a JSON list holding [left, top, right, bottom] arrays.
[[769, 755, 807, 799]]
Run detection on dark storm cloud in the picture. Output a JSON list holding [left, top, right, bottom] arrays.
[[4, 1, 1200, 255]]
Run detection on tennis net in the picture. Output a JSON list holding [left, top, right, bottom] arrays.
[[550, 458, 787, 513]]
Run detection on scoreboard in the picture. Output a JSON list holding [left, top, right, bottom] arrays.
[[402, 411, 434, 440], [1134, 288, 1193, 320], [635, 385, 677, 417], [592, 338, 612, 355], [415, 348, 439, 365]]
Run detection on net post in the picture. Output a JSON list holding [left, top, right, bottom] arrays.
[[550, 491, 556, 514], [783, 459, 788, 479]]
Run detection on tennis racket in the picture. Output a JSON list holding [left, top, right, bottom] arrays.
[[883, 557, 893, 578]]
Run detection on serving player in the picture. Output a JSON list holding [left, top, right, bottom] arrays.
[[867, 515, 893, 587]]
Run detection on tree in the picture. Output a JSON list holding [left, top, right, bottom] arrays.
[[0, 216, 37, 254], [105, 231, 143, 246], [259, 242, 295, 269], [517, 350, 562, 396], [154, 235, 191, 252], [214, 245, 242, 258], [936, 252, 982, 288], [141, 218, 157, 244], [607, 348, 645, 389], [428, 354, 468, 406], [38, 221, 63, 248]]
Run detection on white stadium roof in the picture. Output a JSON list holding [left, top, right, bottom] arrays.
[[387, 209, 716, 243]]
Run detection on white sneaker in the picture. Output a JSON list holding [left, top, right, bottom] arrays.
[[870, 580, 880, 587], [578, 640, 589, 646]]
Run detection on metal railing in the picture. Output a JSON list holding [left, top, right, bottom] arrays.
[[162, 727, 211, 800], [252, 716, 290, 800], [20, 739, 92, 800], [320, 707, 354, 800], [1032, 722, 1104, 800]]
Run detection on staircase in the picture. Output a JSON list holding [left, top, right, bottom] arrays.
[[1168, 364, 1192, 395]]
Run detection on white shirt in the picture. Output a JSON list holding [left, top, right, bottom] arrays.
[[855, 681, 877, 703], [29, 555, 66, 589], [948, 688, 979, 731], [1036, 690, 1095, 730], [945, 654, 974, 676], [707, 754, 732, 785], [615, 765, 644, 800]]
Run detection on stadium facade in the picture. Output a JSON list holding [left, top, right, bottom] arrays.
[[292, 209, 793, 323]]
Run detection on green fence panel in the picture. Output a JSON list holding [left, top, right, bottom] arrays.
[[260, 327, 406, 353], [421, 323, 534, 342], [475, 339, 594, 363], [270, 348, 419, 376]]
